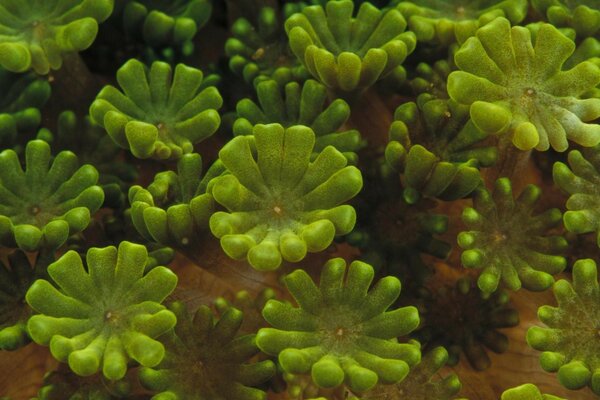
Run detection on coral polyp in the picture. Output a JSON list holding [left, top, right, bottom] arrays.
[[3, 1, 600, 398]]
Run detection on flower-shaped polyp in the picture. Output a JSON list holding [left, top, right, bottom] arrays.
[[90, 59, 222, 160], [256, 259, 421, 392], [458, 178, 567, 294], [285, 0, 416, 93], [129, 153, 215, 248], [0, 251, 40, 350], [394, 0, 528, 45], [234, 79, 362, 161], [0, 69, 51, 146], [501, 384, 565, 400], [140, 302, 276, 400], [553, 146, 600, 247], [527, 259, 600, 393], [209, 123, 362, 271], [122, 0, 212, 46], [0, 140, 104, 251], [447, 17, 600, 151], [385, 96, 496, 203], [0, 0, 114, 74], [362, 347, 461, 400], [225, 7, 307, 85], [532, 0, 600, 38], [25, 241, 178, 380]]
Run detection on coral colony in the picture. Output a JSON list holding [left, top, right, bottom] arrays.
[[3, 0, 600, 399]]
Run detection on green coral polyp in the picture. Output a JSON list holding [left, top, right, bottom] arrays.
[[25, 241, 178, 380], [256, 258, 421, 392], [448, 17, 600, 151], [532, 0, 600, 38], [209, 123, 362, 271], [226, 7, 307, 85], [285, 0, 416, 92], [386, 96, 496, 203], [122, 0, 212, 46], [553, 146, 600, 247], [0, 0, 114, 74], [139, 302, 275, 400], [501, 383, 565, 400], [234, 79, 362, 161], [527, 259, 600, 394], [129, 153, 215, 248], [0, 69, 51, 146], [394, 0, 528, 45], [458, 178, 567, 294], [90, 59, 222, 160], [0, 140, 104, 251]]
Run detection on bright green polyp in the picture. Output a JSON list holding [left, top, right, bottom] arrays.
[[139, 302, 275, 400], [385, 96, 496, 203], [285, 0, 416, 92], [256, 259, 421, 392], [553, 147, 600, 247], [0, 0, 114, 74], [448, 17, 600, 151], [394, 0, 528, 45], [122, 0, 212, 46], [234, 79, 362, 161], [501, 383, 565, 400], [209, 123, 362, 271], [26, 242, 178, 380], [458, 178, 567, 294], [0, 140, 104, 251], [532, 0, 600, 38], [129, 153, 216, 249], [90, 59, 222, 160], [526, 259, 600, 394]]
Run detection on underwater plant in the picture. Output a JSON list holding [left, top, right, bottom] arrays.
[[3, 1, 600, 399]]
